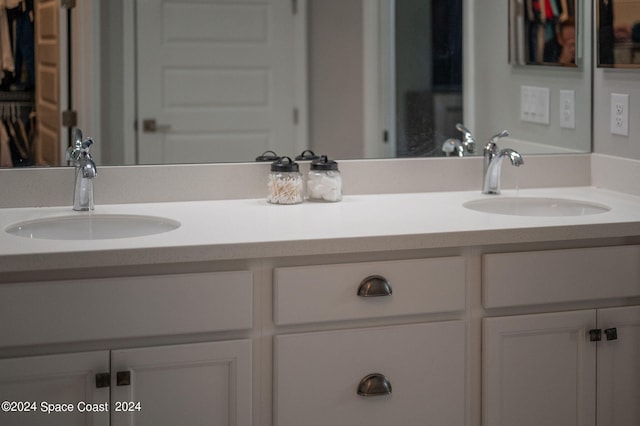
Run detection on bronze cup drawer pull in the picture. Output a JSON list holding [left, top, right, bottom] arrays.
[[357, 275, 393, 297], [357, 373, 392, 396]]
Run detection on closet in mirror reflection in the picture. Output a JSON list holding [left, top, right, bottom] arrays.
[[0, 0, 40, 167], [597, 0, 640, 67], [0, 0, 65, 168]]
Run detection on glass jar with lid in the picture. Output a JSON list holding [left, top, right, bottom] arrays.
[[267, 157, 304, 204], [307, 155, 342, 202]]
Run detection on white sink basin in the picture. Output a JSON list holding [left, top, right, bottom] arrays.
[[6, 214, 181, 240], [463, 197, 610, 217]]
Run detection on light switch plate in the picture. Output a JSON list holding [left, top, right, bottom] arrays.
[[521, 86, 550, 125], [610, 93, 629, 136], [559, 90, 575, 129]]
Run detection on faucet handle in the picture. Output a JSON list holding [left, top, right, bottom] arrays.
[[81, 137, 94, 152], [73, 128, 83, 147], [484, 130, 510, 158], [488, 130, 509, 145], [455, 123, 471, 134]]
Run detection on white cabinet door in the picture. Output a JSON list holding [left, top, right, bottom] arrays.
[[597, 306, 640, 426], [0, 351, 109, 426], [275, 321, 465, 426], [110, 340, 252, 426], [483, 310, 597, 426]]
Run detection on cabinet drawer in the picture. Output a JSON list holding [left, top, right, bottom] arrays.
[[483, 245, 640, 308], [274, 257, 466, 325], [274, 321, 465, 426], [0, 271, 253, 347]]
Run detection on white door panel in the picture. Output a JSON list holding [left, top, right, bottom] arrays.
[[111, 340, 252, 426], [0, 351, 109, 426], [137, 0, 298, 164], [483, 310, 597, 426], [598, 306, 640, 426]]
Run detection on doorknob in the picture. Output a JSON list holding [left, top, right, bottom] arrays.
[[142, 119, 171, 133]]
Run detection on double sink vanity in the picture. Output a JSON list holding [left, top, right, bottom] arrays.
[[1, 154, 640, 425]]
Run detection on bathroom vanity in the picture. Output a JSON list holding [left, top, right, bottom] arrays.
[[1, 178, 640, 425]]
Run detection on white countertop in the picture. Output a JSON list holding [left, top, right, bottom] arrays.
[[2, 187, 640, 273]]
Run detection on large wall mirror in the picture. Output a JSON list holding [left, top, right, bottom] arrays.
[[0, 0, 592, 169], [597, 0, 640, 67]]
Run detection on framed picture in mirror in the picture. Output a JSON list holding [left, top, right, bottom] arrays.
[[597, 0, 640, 67], [509, 0, 578, 67]]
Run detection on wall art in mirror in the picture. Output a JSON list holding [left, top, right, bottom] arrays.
[[509, 0, 579, 67]]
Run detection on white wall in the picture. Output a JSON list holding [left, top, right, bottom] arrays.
[[100, 0, 125, 165], [593, 68, 640, 160], [469, 0, 592, 153], [308, 0, 364, 159], [591, 0, 640, 161]]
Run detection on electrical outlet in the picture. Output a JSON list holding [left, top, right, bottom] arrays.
[[610, 93, 629, 136], [560, 90, 575, 129]]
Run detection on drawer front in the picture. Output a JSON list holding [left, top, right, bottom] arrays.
[[484, 245, 640, 308], [274, 321, 465, 426], [274, 257, 466, 325], [0, 271, 253, 347]]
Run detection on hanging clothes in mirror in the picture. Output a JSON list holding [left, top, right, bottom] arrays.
[[0, 0, 35, 167], [0, 98, 35, 166], [1, 0, 34, 91]]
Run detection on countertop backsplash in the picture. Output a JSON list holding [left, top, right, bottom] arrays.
[[0, 154, 595, 208]]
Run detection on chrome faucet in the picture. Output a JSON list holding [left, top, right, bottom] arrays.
[[456, 123, 476, 154], [482, 130, 523, 194], [442, 123, 476, 157], [67, 128, 97, 211]]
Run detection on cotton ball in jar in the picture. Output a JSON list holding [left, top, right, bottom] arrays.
[[307, 156, 342, 202]]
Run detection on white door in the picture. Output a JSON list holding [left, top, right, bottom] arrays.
[[34, 0, 63, 166], [597, 305, 640, 426], [483, 310, 597, 426], [0, 351, 109, 426], [110, 340, 252, 426], [136, 0, 300, 164]]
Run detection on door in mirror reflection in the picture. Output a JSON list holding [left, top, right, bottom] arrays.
[[136, 0, 300, 164], [598, 0, 640, 67]]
